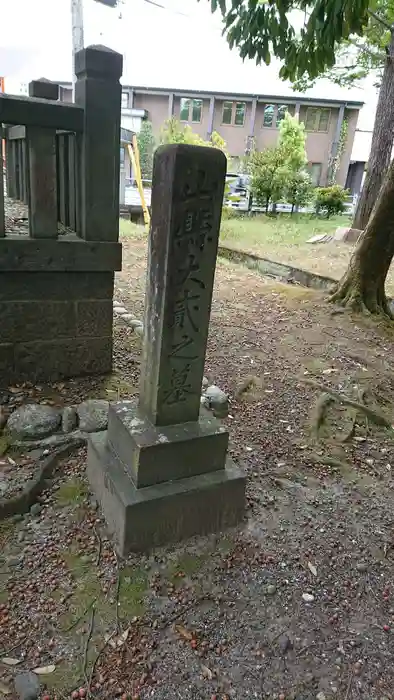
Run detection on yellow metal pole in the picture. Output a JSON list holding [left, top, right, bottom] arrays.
[[128, 137, 150, 229]]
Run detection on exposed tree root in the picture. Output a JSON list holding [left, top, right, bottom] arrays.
[[304, 379, 393, 429], [310, 453, 349, 471], [341, 412, 357, 443], [311, 392, 334, 435], [329, 278, 394, 319]]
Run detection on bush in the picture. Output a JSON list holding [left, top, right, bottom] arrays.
[[314, 185, 349, 218]]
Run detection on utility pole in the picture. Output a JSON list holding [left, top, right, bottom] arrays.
[[71, 0, 84, 100]]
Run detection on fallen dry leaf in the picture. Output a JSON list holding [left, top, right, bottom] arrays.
[[201, 665, 214, 680], [308, 562, 318, 577], [32, 664, 56, 675], [175, 624, 193, 641], [0, 681, 11, 695], [1, 658, 22, 667]]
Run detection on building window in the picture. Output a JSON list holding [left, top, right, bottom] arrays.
[[263, 104, 275, 127], [276, 104, 288, 126], [222, 101, 233, 125], [180, 98, 203, 123], [234, 102, 246, 126], [222, 101, 246, 126], [120, 147, 125, 168], [308, 162, 322, 186], [305, 107, 331, 132], [191, 99, 202, 123], [121, 91, 129, 109], [180, 98, 191, 121]]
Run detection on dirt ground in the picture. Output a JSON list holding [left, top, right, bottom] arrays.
[[1, 232, 394, 700]]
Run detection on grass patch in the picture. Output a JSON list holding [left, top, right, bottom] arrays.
[[120, 219, 146, 238], [220, 213, 347, 251], [55, 479, 88, 507], [119, 566, 148, 618]]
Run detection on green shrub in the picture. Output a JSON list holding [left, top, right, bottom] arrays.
[[314, 185, 349, 218]]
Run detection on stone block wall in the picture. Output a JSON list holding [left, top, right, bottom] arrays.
[[0, 237, 121, 384]]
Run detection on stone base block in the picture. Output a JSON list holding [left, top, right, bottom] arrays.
[[107, 399, 229, 487], [334, 226, 363, 243], [87, 432, 246, 555]]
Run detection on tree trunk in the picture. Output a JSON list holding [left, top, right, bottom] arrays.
[[352, 31, 394, 231], [330, 158, 394, 315]]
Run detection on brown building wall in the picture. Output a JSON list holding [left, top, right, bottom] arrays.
[[212, 99, 252, 156], [133, 93, 170, 139], [337, 109, 358, 187], [298, 104, 337, 185], [172, 96, 210, 139]]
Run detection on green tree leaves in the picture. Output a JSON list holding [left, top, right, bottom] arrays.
[[202, 0, 371, 80]]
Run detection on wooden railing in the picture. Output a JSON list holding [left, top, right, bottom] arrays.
[[0, 44, 123, 243]]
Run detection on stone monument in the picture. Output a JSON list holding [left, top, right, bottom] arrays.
[[87, 144, 246, 554]]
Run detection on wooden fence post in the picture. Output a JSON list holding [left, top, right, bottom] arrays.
[[0, 126, 4, 236], [27, 79, 59, 238], [5, 132, 16, 199], [75, 45, 123, 241]]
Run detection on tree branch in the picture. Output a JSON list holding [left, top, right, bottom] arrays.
[[367, 8, 393, 31], [349, 37, 385, 61]]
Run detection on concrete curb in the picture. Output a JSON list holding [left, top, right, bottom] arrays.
[[217, 245, 337, 291]]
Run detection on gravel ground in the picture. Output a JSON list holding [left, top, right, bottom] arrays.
[[1, 218, 394, 700]]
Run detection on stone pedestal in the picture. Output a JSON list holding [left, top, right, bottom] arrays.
[[87, 144, 246, 554]]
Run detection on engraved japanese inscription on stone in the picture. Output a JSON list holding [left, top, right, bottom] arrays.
[[139, 145, 226, 428], [158, 160, 224, 423]]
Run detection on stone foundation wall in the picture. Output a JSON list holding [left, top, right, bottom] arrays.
[[0, 237, 122, 384]]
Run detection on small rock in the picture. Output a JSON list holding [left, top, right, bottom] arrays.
[[202, 377, 209, 390], [114, 306, 128, 315], [302, 593, 315, 603], [356, 562, 368, 573], [279, 635, 292, 653], [14, 672, 40, 700], [77, 400, 109, 433], [134, 324, 144, 337], [30, 503, 43, 517], [12, 514, 23, 523], [8, 555, 21, 567], [0, 389, 10, 405], [266, 584, 277, 596], [7, 404, 61, 440], [200, 395, 210, 409], [126, 318, 143, 329], [316, 693, 326, 700], [204, 385, 229, 419], [62, 406, 78, 433]]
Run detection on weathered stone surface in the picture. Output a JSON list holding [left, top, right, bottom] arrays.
[[62, 406, 78, 433], [0, 236, 122, 272], [134, 324, 144, 336], [88, 432, 245, 555], [76, 300, 113, 337], [140, 144, 227, 427], [14, 672, 40, 700], [7, 404, 61, 440], [13, 336, 112, 382], [87, 144, 245, 553], [0, 272, 114, 302], [0, 301, 76, 342], [75, 45, 123, 242], [334, 226, 363, 243], [77, 399, 109, 432], [107, 400, 229, 487], [204, 385, 229, 418]]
